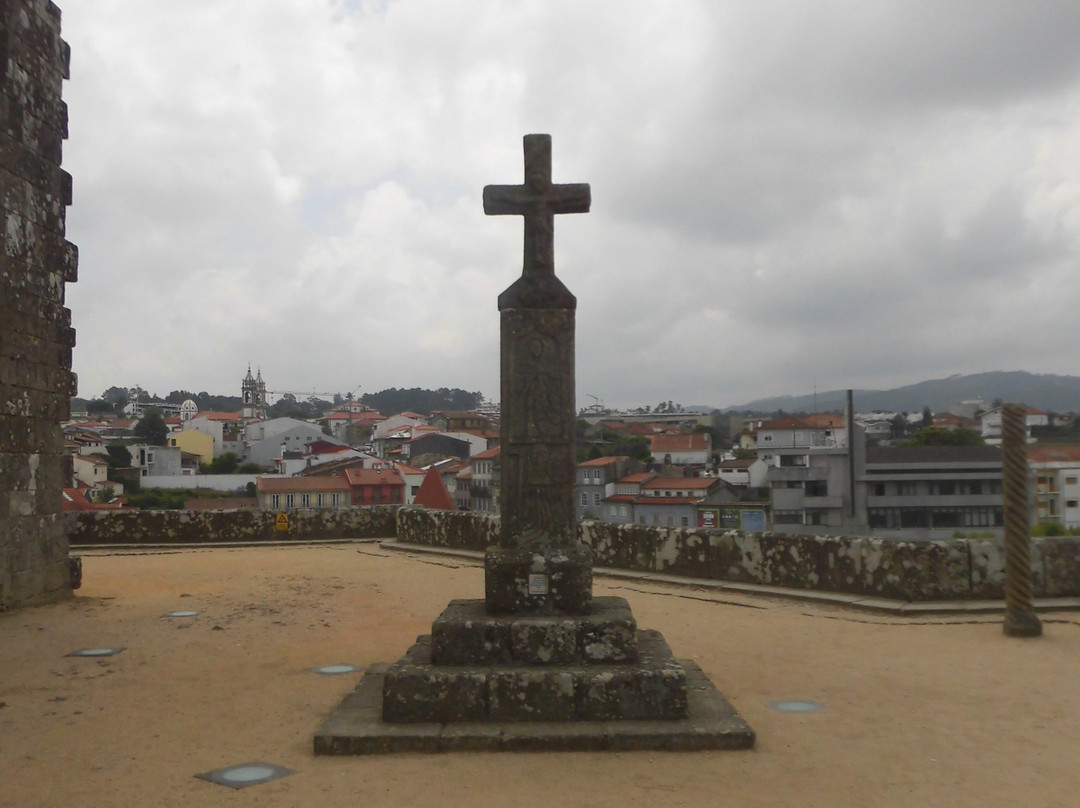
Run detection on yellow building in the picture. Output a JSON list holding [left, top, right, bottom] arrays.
[[167, 430, 215, 467]]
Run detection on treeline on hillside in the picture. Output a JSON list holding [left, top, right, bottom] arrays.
[[360, 387, 483, 416], [73, 386, 244, 416]]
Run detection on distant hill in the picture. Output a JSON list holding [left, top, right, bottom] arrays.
[[725, 371, 1080, 414]]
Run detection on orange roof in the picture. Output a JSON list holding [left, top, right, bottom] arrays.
[[195, 411, 242, 422], [642, 477, 719, 491], [473, 446, 501, 460], [760, 414, 844, 430], [344, 466, 405, 487], [395, 463, 425, 476], [1027, 445, 1080, 463], [650, 434, 709, 453], [578, 456, 631, 467], [633, 496, 705, 505], [413, 468, 455, 510], [619, 472, 655, 484], [256, 476, 350, 493]]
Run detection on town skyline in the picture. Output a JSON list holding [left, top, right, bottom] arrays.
[[60, 2, 1080, 408]]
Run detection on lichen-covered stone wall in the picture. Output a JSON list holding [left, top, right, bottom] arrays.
[[67, 506, 1080, 601], [68, 507, 398, 545], [0, 1, 78, 609]]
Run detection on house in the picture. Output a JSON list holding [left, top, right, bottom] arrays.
[[71, 453, 110, 490], [370, 414, 426, 458], [980, 406, 1047, 444], [167, 429, 215, 466], [716, 457, 768, 488], [395, 463, 426, 505], [469, 446, 501, 514], [649, 432, 711, 469], [256, 476, 351, 509], [244, 417, 348, 467], [428, 410, 491, 432], [576, 456, 645, 521], [755, 414, 867, 533], [862, 445, 1003, 538], [630, 476, 734, 529], [401, 432, 472, 465], [128, 444, 183, 477], [344, 464, 405, 505], [1026, 445, 1080, 529]]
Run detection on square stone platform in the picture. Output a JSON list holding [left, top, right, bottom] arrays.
[[313, 594, 755, 753], [314, 658, 756, 754]]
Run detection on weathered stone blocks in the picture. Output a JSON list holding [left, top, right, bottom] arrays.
[[484, 543, 592, 614], [430, 597, 637, 666]]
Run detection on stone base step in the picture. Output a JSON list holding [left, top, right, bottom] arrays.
[[431, 596, 637, 666], [383, 629, 685, 724], [314, 659, 755, 754]]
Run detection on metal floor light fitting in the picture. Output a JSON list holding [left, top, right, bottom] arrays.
[[67, 648, 124, 657], [164, 610, 199, 618], [195, 762, 296, 789], [768, 700, 826, 713], [311, 664, 360, 675]]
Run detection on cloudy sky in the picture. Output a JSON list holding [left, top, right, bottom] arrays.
[[59, 0, 1080, 410]]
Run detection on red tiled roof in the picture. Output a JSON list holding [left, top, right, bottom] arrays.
[[194, 411, 242, 422], [256, 476, 350, 493], [632, 496, 704, 506], [642, 477, 719, 491], [1027, 445, 1080, 463], [344, 466, 405, 487], [760, 414, 844, 430], [578, 456, 631, 467], [473, 446, 501, 460], [618, 472, 655, 484], [307, 440, 351, 455], [413, 468, 455, 510]]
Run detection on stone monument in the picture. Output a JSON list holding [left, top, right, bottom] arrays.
[[314, 135, 754, 753]]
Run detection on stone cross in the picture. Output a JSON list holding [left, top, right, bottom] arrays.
[[483, 134, 593, 614], [483, 134, 590, 283]]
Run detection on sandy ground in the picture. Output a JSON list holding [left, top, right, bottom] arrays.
[[1, 542, 1078, 808]]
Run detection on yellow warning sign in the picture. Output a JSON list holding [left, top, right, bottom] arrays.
[[275, 513, 289, 531]]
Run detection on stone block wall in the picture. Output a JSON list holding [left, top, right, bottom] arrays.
[[66, 506, 1080, 601], [68, 506, 399, 545], [0, 1, 77, 609]]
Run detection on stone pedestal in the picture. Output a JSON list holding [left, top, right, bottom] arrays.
[[314, 596, 756, 753]]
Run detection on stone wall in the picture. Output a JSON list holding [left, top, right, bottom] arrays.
[[0, 1, 77, 609], [66, 506, 1080, 600], [68, 506, 398, 545]]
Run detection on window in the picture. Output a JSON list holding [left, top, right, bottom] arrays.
[[580, 493, 588, 506], [774, 510, 803, 524], [619, 505, 627, 517], [1068, 476, 1079, 486], [271, 494, 280, 509], [301, 493, 311, 507], [680, 517, 689, 527], [898, 482, 917, 496], [934, 482, 956, 496], [593, 493, 601, 507], [411, 486, 420, 496], [285, 494, 295, 507], [666, 515, 674, 527], [317, 493, 326, 507], [805, 480, 828, 497], [1067, 500, 1078, 509], [608, 505, 617, 517], [872, 483, 886, 497], [331, 493, 340, 506]]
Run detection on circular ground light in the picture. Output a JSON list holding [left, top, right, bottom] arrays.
[[312, 664, 360, 675], [768, 700, 826, 713], [68, 647, 124, 657], [220, 765, 278, 784], [165, 611, 200, 618]]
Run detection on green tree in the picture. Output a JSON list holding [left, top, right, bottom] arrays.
[[106, 444, 132, 468], [900, 427, 985, 447], [920, 406, 933, 429], [133, 407, 168, 446]]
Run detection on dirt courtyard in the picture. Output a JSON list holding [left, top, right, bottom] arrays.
[[1, 542, 1077, 808]]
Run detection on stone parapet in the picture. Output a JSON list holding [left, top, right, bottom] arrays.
[[67, 506, 397, 545]]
